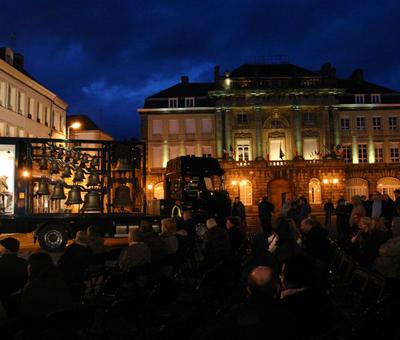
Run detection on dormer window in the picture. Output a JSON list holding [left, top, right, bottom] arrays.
[[168, 98, 178, 108], [371, 94, 381, 104], [185, 97, 195, 107], [355, 94, 365, 104]]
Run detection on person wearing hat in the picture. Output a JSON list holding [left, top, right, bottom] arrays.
[[0, 237, 28, 299]]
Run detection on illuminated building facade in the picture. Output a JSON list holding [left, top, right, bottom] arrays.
[[139, 63, 400, 212], [0, 47, 67, 139]]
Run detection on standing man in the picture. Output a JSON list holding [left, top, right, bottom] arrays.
[[258, 196, 275, 236], [371, 192, 383, 218], [394, 189, 400, 216], [323, 198, 335, 228], [232, 197, 246, 226]]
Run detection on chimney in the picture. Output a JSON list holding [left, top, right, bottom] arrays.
[[181, 75, 189, 84], [13, 53, 24, 69], [351, 69, 364, 82], [214, 65, 220, 81], [0, 47, 14, 65]]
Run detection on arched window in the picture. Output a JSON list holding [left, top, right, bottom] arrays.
[[377, 177, 400, 200], [154, 182, 164, 199], [239, 180, 253, 206], [346, 178, 369, 201], [309, 178, 321, 204]]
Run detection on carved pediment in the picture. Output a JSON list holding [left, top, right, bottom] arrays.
[[268, 131, 285, 138]]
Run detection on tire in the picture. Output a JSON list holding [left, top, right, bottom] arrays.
[[37, 224, 68, 252]]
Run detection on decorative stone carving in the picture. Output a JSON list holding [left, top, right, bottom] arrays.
[[302, 130, 319, 137]]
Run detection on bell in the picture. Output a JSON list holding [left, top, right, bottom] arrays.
[[73, 167, 86, 182], [113, 158, 133, 172], [113, 184, 133, 208], [81, 154, 89, 164], [51, 181, 66, 200], [36, 177, 50, 196], [87, 171, 101, 186], [50, 160, 59, 174], [72, 151, 81, 164], [62, 164, 73, 178], [91, 156, 99, 167], [39, 157, 48, 170], [64, 150, 72, 162], [65, 186, 83, 205], [82, 189, 102, 212]]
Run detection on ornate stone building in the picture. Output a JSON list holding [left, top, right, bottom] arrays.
[[139, 63, 400, 213]]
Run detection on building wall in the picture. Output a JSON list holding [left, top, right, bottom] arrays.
[[0, 57, 67, 138]]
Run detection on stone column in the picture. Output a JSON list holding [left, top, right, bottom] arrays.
[[352, 135, 358, 164], [384, 138, 390, 163], [215, 109, 223, 159], [293, 107, 302, 157], [327, 106, 335, 149], [224, 108, 233, 160], [368, 135, 375, 163], [255, 107, 263, 160], [333, 108, 340, 147]]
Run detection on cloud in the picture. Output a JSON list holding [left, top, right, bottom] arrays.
[[0, 0, 399, 139]]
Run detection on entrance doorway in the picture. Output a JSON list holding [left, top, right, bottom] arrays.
[[268, 179, 291, 212]]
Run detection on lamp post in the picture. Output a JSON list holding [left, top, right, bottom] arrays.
[[67, 122, 81, 139]]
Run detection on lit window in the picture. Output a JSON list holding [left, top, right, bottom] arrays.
[[201, 118, 212, 134], [152, 120, 163, 135], [152, 146, 163, 168], [389, 117, 398, 130], [340, 118, 350, 131], [356, 117, 366, 131], [168, 119, 179, 135], [237, 114, 248, 124], [309, 178, 322, 204], [372, 117, 382, 130], [239, 180, 253, 206], [375, 146, 384, 163], [185, 119, 196, 134], [355, 94, 365, 104], [371, 94, 381, 104], [168, 98, 178, 108], [342, 145, 352, 164], [185, 145, 196, 156], [390, 147, 400, 163], [184, 97, 195, 107], [358, 144, 368, 163], [169, 146, 179, 160], [202, 145, 212, 157], [236, 142, 251, 161]]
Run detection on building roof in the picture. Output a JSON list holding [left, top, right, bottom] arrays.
[[67, 114, 100, 130], [337, 79, 397, 94], [148, 82, 214, 99], [229, 63, 320, 78]]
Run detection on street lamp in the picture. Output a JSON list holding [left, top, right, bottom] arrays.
[[67, 122, 81, 139]]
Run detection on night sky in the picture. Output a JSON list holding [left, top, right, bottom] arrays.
[[1, 0, 399, 140]]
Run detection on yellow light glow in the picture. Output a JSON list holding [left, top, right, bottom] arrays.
[[147, 184, 153, 190], [22, 170, 30, 178], [240, 180, 246, 185], [231, 180, 237, 185], [69, 122, 81, 130], [332, 178, 339, 184], [322, 179, 329, 184]]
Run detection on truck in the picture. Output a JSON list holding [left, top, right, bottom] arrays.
[[0, 138, 231, 251], [164, 155, 231, 224], [0, 137, 159, 251]]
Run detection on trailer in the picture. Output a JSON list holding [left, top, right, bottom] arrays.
[[0, 137, 160, 251]]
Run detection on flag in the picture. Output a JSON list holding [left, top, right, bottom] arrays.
[[279, 143, 285, 160], [229, 145, 235, 159]]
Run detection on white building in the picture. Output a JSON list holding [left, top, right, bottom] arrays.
[[0, 47, 67, 138]]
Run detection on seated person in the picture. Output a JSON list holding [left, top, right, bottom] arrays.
[[280, 254, 333, 340], [300, 218, 332, 263], [118, 229, 151, 272], [160, 218, 179, 257], [86, 225, 105, 255], [22, 252, 73, 319], [0, 237, 28, 298], [140, 220, 165, 262], [58, 231, 93, 289]]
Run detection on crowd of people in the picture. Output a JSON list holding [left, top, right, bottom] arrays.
[[0, 192, 399, 339]]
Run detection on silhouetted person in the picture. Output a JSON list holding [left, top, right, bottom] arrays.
[[119, 229, 151, 271], [323, 198, 334, 227], [226, 216, 245, 254], [300, 218, 331, 264], [232, 197, 246, 225], [258, 196, 274, 236], [335, 198, 350, 245]]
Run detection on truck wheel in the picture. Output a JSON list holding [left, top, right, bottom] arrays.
[[38, 224, 68, 252]]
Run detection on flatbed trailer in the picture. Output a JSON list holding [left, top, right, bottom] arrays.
[[0, 137, 161, 251]]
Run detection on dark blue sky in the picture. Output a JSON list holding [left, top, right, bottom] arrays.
[[1, 0, 399, 139]]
